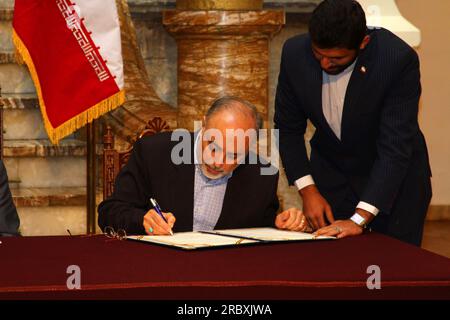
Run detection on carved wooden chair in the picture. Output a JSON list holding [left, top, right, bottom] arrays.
[[102, 117, 170, 200]]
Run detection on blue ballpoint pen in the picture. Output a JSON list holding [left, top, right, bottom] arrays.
[[150, 198, 173, 235]]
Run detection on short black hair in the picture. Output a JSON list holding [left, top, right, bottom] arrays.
[[309, 0, 367, 50]]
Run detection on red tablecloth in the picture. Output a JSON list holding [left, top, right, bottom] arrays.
[[1, 232, 449, 299]]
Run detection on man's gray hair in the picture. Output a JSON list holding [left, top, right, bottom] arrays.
[[205, 96, 263, 130]]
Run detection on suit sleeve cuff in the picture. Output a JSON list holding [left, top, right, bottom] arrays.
[[295, 175, 315, 190], [356, 201, 379, 216]]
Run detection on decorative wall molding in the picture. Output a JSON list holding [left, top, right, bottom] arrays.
[[358, 0, 421, 47], [427, 206, 450, 221]]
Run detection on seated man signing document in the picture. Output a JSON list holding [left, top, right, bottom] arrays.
[[98, 96, 308, 235]]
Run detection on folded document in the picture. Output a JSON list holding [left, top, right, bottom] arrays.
[[126, 227, 335, 250]]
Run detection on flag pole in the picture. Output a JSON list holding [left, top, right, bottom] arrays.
[[86, 120, 97, 234]]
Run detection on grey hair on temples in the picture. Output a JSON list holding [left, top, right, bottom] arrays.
[[205, 96, 263, 130]]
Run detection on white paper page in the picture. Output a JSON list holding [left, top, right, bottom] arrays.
[[127, 232, 258, 250], [213, 228, 335, 241]]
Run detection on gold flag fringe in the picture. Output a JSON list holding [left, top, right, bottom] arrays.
[[12, 29, 125, 145], [14, 47, 24, 65]]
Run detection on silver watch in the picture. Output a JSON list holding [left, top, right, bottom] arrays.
[[350, 213, 367, 229]]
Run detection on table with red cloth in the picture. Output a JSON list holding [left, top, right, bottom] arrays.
[[0, 232, 449, 300]]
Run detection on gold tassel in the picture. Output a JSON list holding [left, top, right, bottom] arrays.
[[12, 29, 125, 145]]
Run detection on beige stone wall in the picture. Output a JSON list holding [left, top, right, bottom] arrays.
[[396, 0, 450, 205]]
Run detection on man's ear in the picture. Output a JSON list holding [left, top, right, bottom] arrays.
[[360, 35, 371, 50]]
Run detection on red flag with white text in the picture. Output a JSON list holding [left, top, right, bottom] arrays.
[[13, 0, 125, 143]]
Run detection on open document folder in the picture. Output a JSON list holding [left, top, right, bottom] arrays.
[[126, 227, 336, 250]]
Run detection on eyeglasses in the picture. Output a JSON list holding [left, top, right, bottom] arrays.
[[104, 226, 127, 240]]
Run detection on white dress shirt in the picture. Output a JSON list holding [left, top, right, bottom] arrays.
[[295, 60, 379, 216]]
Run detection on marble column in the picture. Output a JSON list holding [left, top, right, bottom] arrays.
[[163, 0, 284, 130]]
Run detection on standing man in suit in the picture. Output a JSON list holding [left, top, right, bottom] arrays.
[[274, 0, 431, 246], [99, 96, 309, 235], [0, 160, 20, 236]]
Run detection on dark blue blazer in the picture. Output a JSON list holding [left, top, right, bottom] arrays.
[[98, 132, 279, 234], [0, 160, 20, 236], [274, 28, 431, 218]]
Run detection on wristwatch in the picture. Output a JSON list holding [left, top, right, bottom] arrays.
[[350, 212, 368, 229]]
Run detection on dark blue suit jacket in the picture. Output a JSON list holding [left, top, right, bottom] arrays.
[[98, 132, 279, 234], [0, 160, 20, 236], [274, 28, 431, 222]]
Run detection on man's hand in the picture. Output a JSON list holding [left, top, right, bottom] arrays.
[[275, 208, 313, 232], [313, 219, 363, 239], [300, 185, 334, 230], [143, 209, 176, 235], [312, 208, 374, 239]]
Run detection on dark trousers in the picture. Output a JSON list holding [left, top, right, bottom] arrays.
[[332, 181, 431, 247]]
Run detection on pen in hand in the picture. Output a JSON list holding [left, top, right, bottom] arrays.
[[150, 198, 174, 235]]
